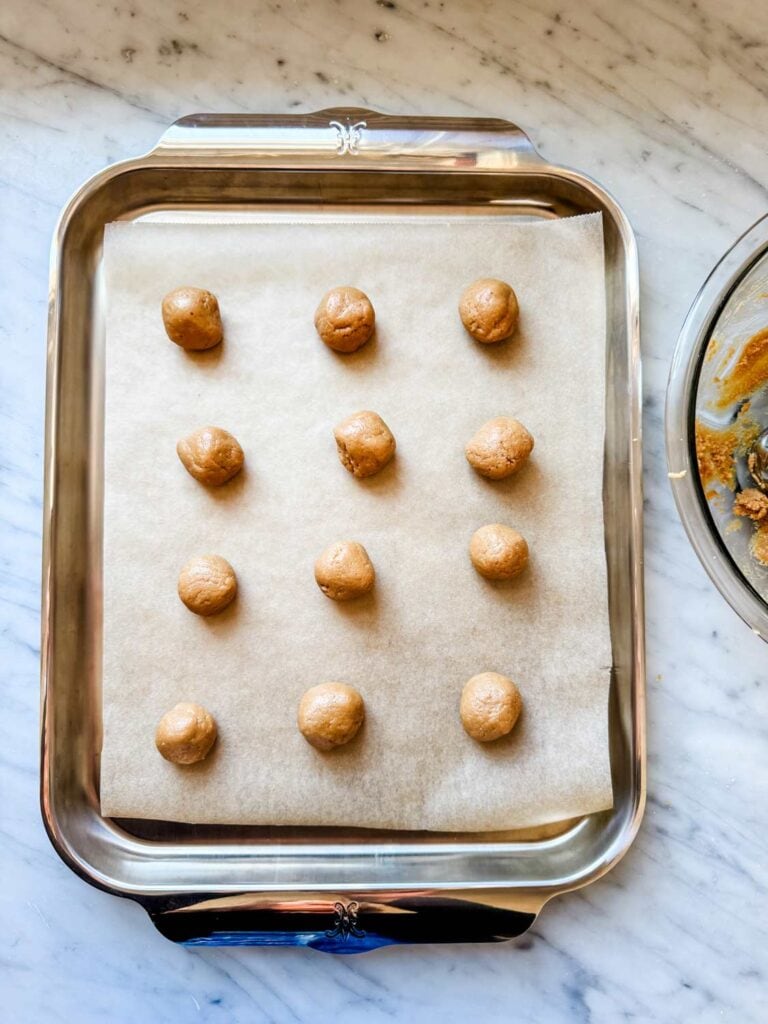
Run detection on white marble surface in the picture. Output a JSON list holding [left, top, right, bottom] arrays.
[[2, 0, 767, 1019]]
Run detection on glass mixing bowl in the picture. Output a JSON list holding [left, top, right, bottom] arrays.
[[667, 213, 768, 636]]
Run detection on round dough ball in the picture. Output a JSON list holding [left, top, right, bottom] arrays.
[[177, 426, 244, 486], [162, 287, 223, 351], [460, 672, 522, 742], [470, 524, 529, 581], [459, 278, 519, 343], [298, 682, 365, 751], [155, 702, 217, 764], [314, 286, 375, 353], [178, 555, 237, 616], [465, 417, 534, 479], [334, 410, 396, 478], [315, 540, 375, 601]]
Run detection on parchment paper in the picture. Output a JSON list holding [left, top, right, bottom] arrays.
[[100, 214, 613, 830]]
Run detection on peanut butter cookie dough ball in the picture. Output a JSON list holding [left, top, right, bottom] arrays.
[[460, 672, 522, 742], [465, 417, 534, 480], [155, 702, 218, 764], [334, 410, 396, 478], [177, 426, 244, 486], [298, 682, 365, 751], [470, 524, 529, 581], [162, 287, 223, 350], [178, 555, 237, 616], [315, 540, 375, 601], [315, 286, 375, 353], [459, 278, 519, 343]]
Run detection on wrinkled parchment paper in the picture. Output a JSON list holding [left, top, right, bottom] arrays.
[[100, 214, 612, 830]]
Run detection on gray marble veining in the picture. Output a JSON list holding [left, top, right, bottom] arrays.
[[2, 0, 767, 1020]]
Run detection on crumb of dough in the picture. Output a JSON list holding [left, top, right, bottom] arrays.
[[695, 421, 738, 489], [751, 524, 768, 566], [715, 327, 768, 408], [733, 488, 768, 522], [695, 407, 761, 491]]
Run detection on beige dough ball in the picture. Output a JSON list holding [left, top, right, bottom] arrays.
[[315, 286, 375, 353], [470, 524, 529, 581], [155, 702, 218, 764], [334, 410, 396, 478], [460, 672, 522, 742], [465, 417, 534, 479], [162, 287, 223, 351], [177, 426, 244, 486], [298, 682, 365, 750], [178, 555, 237, 616], [315, 540, 375, 601], [459, 278, 519, 343]]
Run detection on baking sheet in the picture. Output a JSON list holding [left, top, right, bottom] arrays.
[[100, 214, 612, 831]]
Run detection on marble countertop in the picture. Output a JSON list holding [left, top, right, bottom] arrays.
[[2, 0, 767, 1020]]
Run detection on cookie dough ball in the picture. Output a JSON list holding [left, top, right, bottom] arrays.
[[314, 286, 375, 353], [162, 287, 223, 351], [315, 540, 375, 601], [155, 702, 217, 764], [465, 417, 534, 479], [177, 426, 244, 486], [178, 555, 237, 616], [460, 672, 522, 742], [298, 682, 365, 751], [470, 524, 529, 581], [334, 411, 396, 479], [459, 278, 519, 343]]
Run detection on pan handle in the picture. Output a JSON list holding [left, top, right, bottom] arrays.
[[151, 107, 544, 169], [145, 892, 538, 952]]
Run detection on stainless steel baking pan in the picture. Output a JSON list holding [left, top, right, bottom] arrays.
[[41, 109, 645, 950]]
